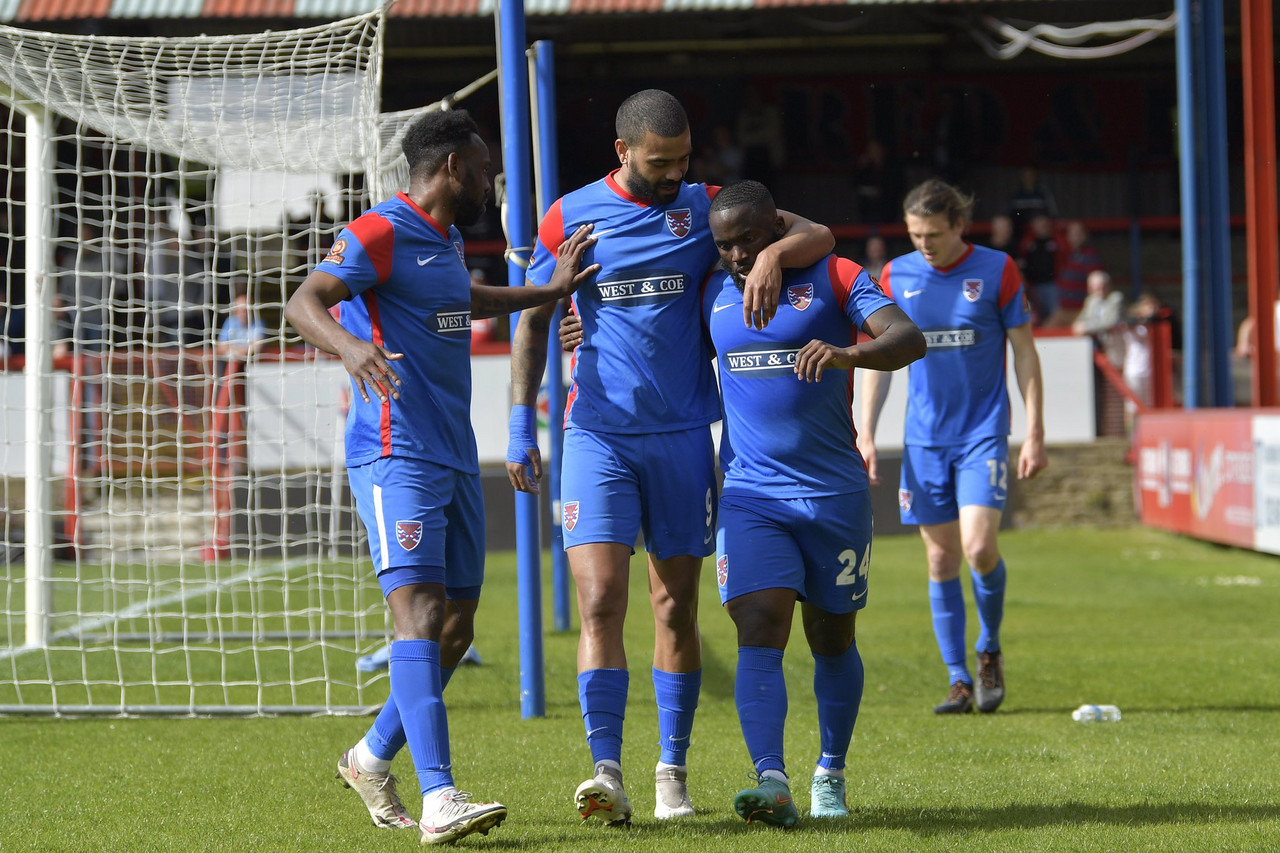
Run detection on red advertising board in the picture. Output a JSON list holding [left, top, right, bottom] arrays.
[[1134, 411, 1257, 550]]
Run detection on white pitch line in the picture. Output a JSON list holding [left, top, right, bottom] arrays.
[[0, 557, 310, 663]]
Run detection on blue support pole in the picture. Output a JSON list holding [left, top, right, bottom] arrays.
[[1200, 0, 1234, 407], [497, 0, 545, 719], [529, 41, 572, 633], [1175, 0, 1203, 409]]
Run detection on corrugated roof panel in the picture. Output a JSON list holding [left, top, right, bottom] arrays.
[[200, 0, 297, 16], [17, 0, 113, 21], [3, 0, 1023, 19], [111, 0, 204, 17], [388, 0, 483, 17], [293, 0, 379, 16]]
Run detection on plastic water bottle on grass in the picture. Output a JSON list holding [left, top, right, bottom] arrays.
[[1072, 704, 1122, 722]]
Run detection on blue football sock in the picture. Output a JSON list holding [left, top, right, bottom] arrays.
[[813, 640, 864, 773], [578, 668, 629, 766], [735, 646, 787, 777], [971, 560, 1006, 653], [929, 578, 970, 686], [363, 665, 458, 761], [366, 693, 406, 761], [389, 639, 453, 796], [653, 668, 701, 766]]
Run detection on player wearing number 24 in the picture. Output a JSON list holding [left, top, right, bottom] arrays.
[[703, 180, 923, 825], [859, 178, 1048, 717]]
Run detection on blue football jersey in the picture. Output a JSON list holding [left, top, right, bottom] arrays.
[[880, 243, 1031, 447], [527, 172, 722, 433], [316, 192, 478, 473], [704, 255, 894, 498]]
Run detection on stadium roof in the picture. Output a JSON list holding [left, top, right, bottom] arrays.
[[3, 0, 1023, 23]]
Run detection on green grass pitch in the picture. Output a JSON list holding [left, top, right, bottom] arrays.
[[2, 525, 1278, 851]]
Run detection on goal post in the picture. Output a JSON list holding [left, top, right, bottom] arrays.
[[0, 12, 391, 715]]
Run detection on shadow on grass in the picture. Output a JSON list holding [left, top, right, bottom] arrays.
[[668, 801, 1280, 835]]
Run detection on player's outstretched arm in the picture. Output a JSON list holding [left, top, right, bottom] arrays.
[[1008, 322, 1048, 479], [857, 366, 894, 487], [793, 304, 926, 382], [284, 270, 403, 404], [473, 224, 599, 319], [740, 210, 834, 330]]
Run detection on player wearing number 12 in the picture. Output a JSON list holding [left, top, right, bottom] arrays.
[[859, 179, 1048, 716], [704, 181, 924, 826]]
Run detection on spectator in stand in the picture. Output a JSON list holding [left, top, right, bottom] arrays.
[[862, 234, 889, 283], [1007, 166, 1057, 245], [216, 292, 266, 362], [736, 88, 786, 187], [1018, 214, 1060, 325], [1122, 291, 1164, 424], [1051, 220, 1105, 328], [1072, 270, 1125, 366], [985, 214, 1017, 257], [850, 139, 903, 225], [705, 124, 745, 186]]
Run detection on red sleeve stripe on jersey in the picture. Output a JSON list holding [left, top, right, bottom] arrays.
[[998, 254, 1024, 308], [829, 256, 863, 312], [537, 198, 566, 256], [346, 211, 395, 285], [879, 262, 893, 299], [362, 289, 394, 456], [705, 184, 721, 201]]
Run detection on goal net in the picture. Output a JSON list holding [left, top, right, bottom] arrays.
[[0, 10, 412, 714]]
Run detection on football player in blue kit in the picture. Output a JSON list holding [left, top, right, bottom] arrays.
[[859, 178, 1048, 716], [703, 180, 925, 827], [505, 90, 834, 826], [283, 109, 597, 845]]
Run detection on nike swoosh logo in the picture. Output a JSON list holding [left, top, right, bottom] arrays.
[[591, 227, 617, 237], [776, 795, 792, 805], [903, 288, 924, 298], [712, 302, 736, 313], [417, 254, 440, 266], [851, 590, 867, 602]]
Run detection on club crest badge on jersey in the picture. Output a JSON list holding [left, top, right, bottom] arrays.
[[563, 501, 580, 531], [665, 209, 692, 238], [453, 240, 466, 264], [787, 283, 814, 311], [898, 489, 913, 512], [716, 554, 729, 587], [323, 238, 347, 266], [963, 278, 983, 302], [396, 520, 423, 551]]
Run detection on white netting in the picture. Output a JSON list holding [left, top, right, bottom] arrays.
[[0, 11, 395, 715]]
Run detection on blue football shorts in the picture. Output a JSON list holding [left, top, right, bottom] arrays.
[[715, 491, 873, 615], [898, 436, 1010, 526], [560, 426, 716, 560], [346, 456, 484, 600]]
